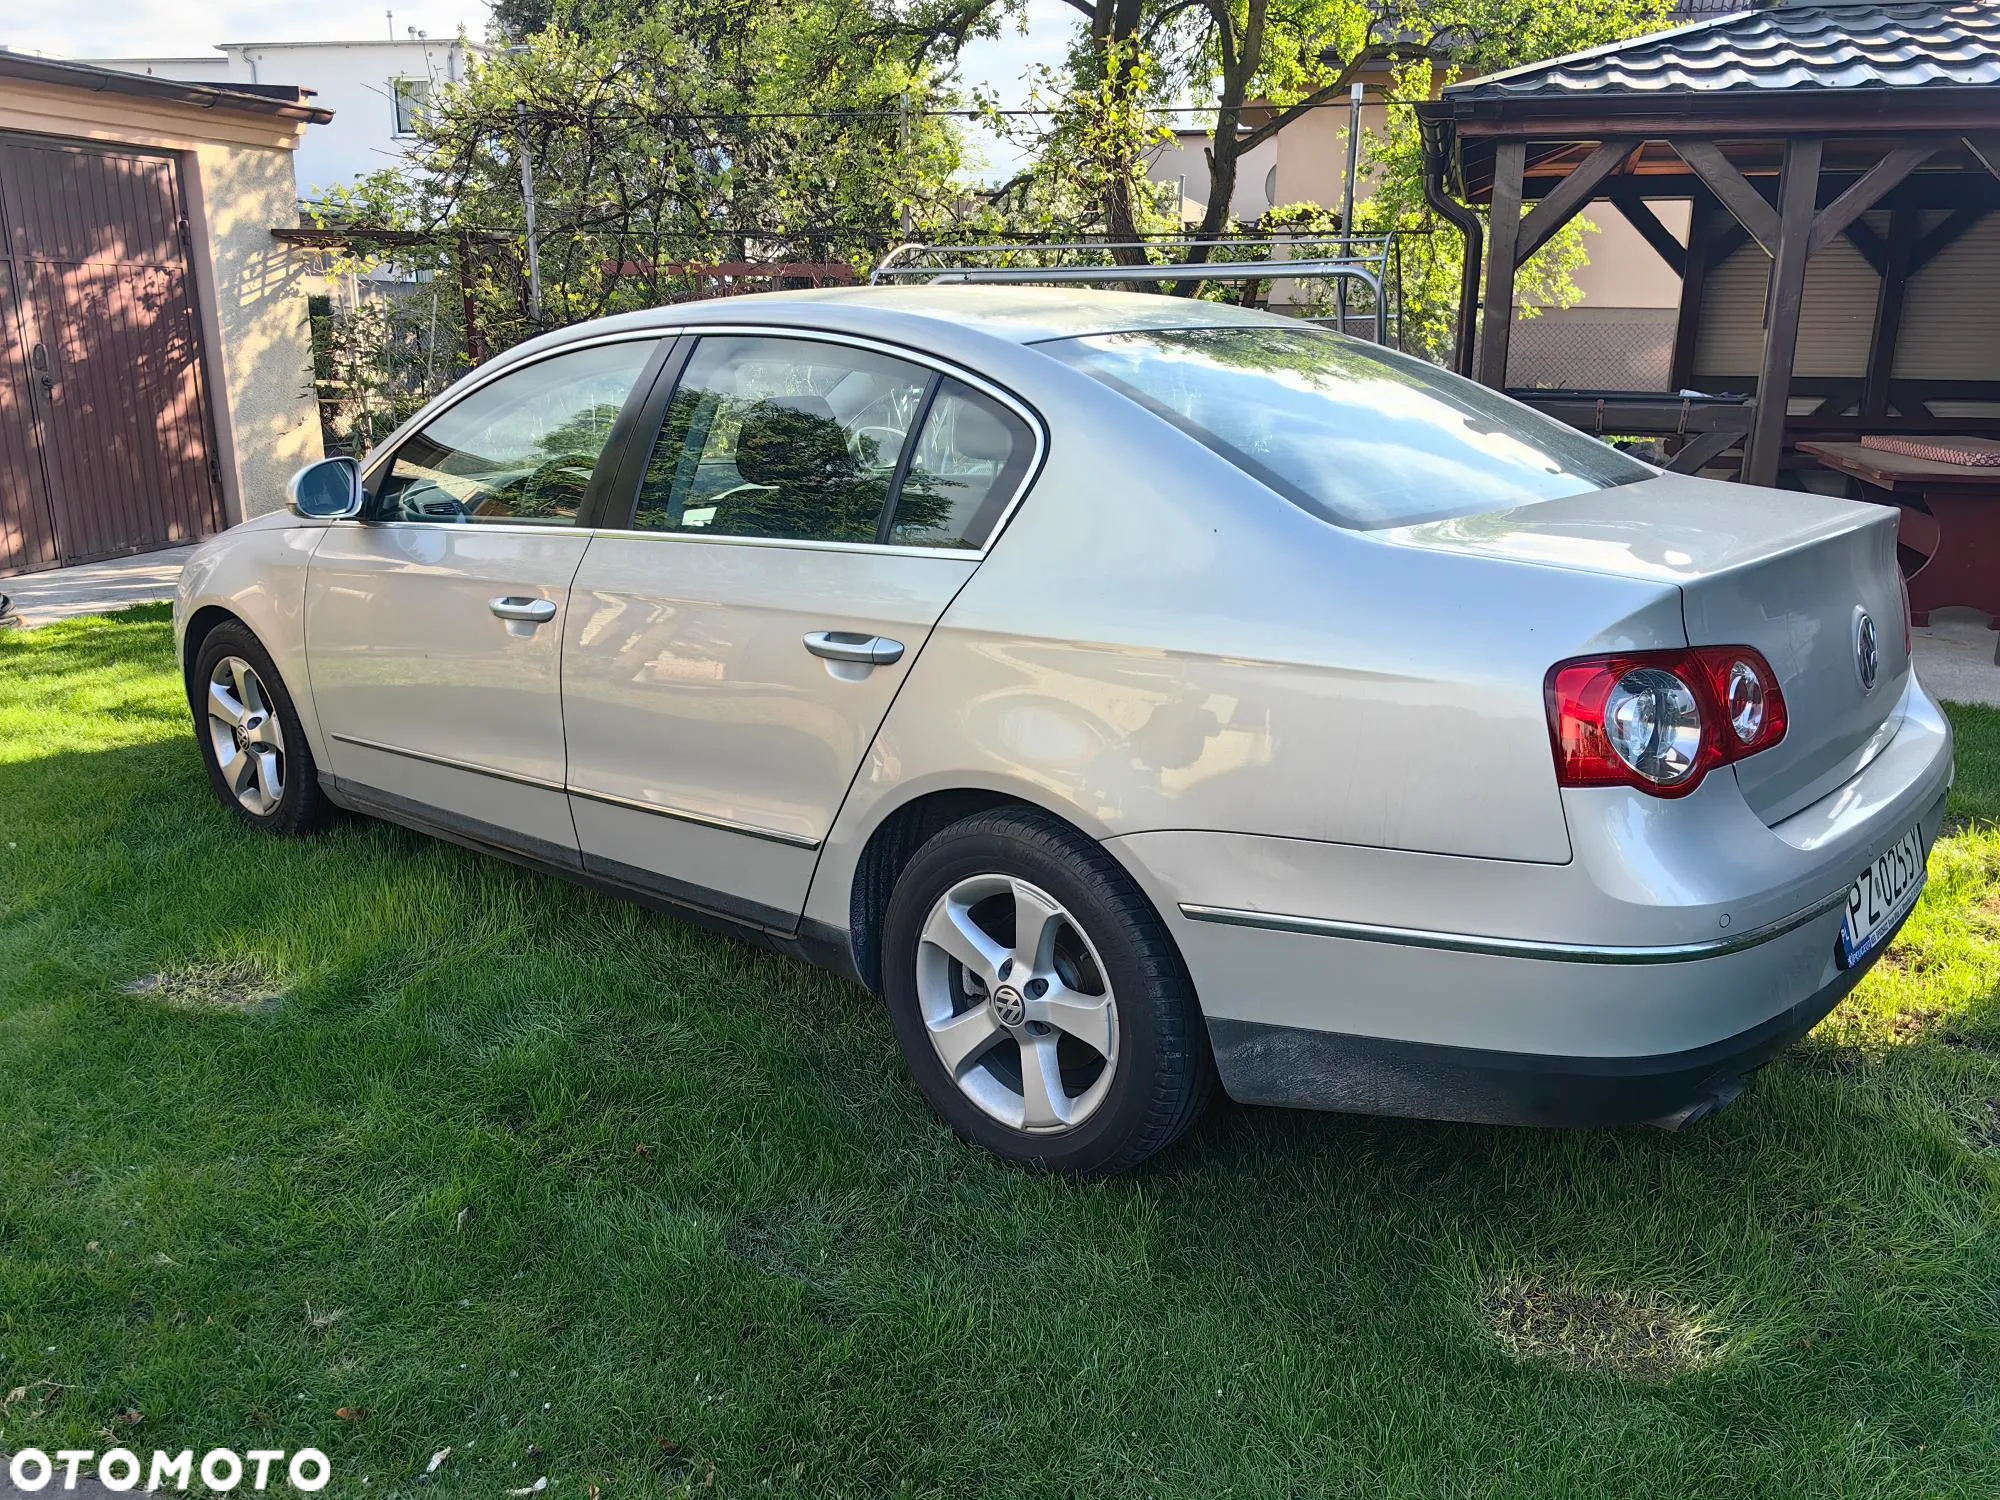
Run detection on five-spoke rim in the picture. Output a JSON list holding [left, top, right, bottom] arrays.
[[915, 874, 1118, 1134], [205, 656, 285, 816]]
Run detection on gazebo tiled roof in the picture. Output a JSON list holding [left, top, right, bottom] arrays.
[[1451, 1, 2000, 99]]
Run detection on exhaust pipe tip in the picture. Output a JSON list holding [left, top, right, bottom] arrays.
[[1645, 1076, 1746, 1132]]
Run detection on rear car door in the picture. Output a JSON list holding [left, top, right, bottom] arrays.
[[561, 331, 1040, 927], [306, 336, 663, 864]]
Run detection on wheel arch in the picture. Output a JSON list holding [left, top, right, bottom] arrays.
[[840, 782, 1189, 1002], [180, 604, 249, 698]]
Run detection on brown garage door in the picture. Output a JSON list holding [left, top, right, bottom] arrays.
[[0, 135, 224, 577]]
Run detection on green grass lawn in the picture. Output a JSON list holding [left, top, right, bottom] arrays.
[[4, 606, 2000, 1499]]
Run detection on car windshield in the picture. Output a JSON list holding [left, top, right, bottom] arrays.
[[1038, 325, 1653, 530]]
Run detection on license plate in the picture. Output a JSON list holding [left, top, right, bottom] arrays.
[[1839, 824, 1929, 967]]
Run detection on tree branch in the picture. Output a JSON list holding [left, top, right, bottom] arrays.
[[1236, 43, 1380, 157]]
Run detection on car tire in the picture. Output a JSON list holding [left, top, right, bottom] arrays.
[[881, 806, 1214, 1176], [190, 621, 331, 837]]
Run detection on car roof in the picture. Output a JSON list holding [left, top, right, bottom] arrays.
[[528, 284, 1289, 352], [748, 284, 1288, 343]]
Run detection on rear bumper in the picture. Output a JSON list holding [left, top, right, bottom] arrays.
[[1205, 917, 1899, 1127], [1107, 675, 1954, 1126]]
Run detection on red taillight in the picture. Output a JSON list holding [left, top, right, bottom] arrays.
[[1545, 647, 1787, 798]]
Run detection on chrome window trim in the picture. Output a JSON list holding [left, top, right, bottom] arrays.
[[1178, 887, 1851, 965], [615, 324, 1046, 556], [354, 321, 1048, 556], [330, 733, 821, 849]]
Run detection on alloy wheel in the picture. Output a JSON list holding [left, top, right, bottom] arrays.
[[914, 873, 1119, 1133], [205, 655, 285, 816]]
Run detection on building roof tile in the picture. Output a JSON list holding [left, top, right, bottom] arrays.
[[1448, 1, 2000, 98]]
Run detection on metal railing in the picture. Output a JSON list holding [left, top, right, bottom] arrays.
[[871, 237, 1395, 345]]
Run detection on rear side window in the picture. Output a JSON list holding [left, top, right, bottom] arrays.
[[891, 378, 1034, 549], [633, 335, 930, 543], [1039, 326, 1651, 530]]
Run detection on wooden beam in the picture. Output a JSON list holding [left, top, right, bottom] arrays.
[[1843, 218, 1889, 275], [1665, 425, 1745, 476], [1808, 143, 1935, 255], [1478, 140, 1526, 390], [1966, 132, 2000, 182], [1669, 194, 1713, 392], [1861, 208, 1916, 421], [1911, 203, 1989, 273], [1513, 138, 1639, 264], [1671, 140, 1780, 254], [1607, 187, 1686, 277], [1745, 138, 1822, 488]]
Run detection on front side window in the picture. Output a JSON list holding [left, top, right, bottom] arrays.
[[891, 378, 1033, 549], [633, 336, 931, 543], [374, 340, 654, 525], [1039, 326, 1652, 530]]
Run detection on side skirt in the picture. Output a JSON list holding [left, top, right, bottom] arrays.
[[318, 773, 866, 987]]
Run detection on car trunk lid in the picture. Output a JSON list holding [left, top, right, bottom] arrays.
[[1383, 470, 1909, 824]]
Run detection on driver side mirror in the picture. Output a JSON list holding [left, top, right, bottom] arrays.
[[287, 456, 364, 520]]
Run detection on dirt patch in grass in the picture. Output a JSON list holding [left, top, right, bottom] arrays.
[[1482, 1279, 1720, 1383], [124, 959, 286, 1014]]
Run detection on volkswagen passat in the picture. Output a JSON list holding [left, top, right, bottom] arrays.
[[176, 287, 1952, 1175]]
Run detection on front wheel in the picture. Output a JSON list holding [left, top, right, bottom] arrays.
[[881, 808, 1214, 1176], [190, 621, 330, 836]]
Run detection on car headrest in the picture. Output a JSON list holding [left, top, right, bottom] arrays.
[[949, 400, 1014, 465], [733, 395, 850, 488]]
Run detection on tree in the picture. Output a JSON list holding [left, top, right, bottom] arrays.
[[1009, 0, 1670, 317], [315, 0, 983, 355]]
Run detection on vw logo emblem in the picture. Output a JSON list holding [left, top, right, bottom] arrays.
[[991, 984, 1027, 1027], [1854, 609, 1880, 695]]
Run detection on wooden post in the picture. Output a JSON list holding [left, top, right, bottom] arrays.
[[1861, 208, 1915, 421], [1744, 137, 1822, 488], [1477, 140, 1526, 389], [1669, 193, 1712, 394]]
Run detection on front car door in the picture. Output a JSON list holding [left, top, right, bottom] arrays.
[[306, 336, 664, 865], [561, 331, 1041, 927]]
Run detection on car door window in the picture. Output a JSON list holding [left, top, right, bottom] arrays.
[[632, 336, 930, 542], [374, 340, 655, 525], [888, 378, 1034, 549]]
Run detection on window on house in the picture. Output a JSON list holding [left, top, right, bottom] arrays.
[[391, 78, 430, 136]]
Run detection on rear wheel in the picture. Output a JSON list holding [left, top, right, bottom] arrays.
[[191, 622, 330, 836], [881, 807, 1213, 1176]]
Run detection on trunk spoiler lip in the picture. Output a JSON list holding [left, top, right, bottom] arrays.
[[1374, 478, 1898, 589]]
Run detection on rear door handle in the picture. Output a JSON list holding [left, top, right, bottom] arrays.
[[489, 596, 557, 623], [804, 630, 904, 665]]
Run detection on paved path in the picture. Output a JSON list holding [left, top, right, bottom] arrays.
[[1913, 608, 2000, 709], [1, 546, 198, 629]]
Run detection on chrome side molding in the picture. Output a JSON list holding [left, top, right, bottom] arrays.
[[1177, 890, 1850, 965]]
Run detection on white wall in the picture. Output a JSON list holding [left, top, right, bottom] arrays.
[[1149, 131, 1278, 224], [87, 38, 476, 199]]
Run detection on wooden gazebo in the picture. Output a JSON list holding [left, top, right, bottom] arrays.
[[1418, 1, 2000, 487]]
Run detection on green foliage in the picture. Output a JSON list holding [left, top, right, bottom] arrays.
[[315, 0, 985, 357], [1020, 0, 1673, 339]]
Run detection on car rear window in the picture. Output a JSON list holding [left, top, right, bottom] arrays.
[[1037, 325, 1652, 530]]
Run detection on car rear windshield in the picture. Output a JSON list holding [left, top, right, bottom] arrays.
[[1038, 325, 1653, 530]]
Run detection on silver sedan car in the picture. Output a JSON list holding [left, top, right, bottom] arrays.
[[175, 286, 1953, 1175]]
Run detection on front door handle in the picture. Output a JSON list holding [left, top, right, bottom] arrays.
[[804, 630, 904, 665], [489, 596, 557, 624]]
